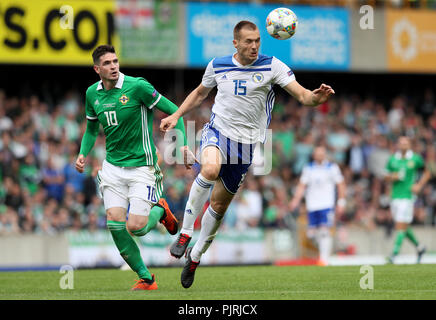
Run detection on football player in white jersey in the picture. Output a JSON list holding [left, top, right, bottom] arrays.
[[160, 21, 335, 288], [289, 146, 346, 266]]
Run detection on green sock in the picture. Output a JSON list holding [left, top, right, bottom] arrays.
[[130, 205, 164, 237], [405, 227, 419, 247], [392, 230, 406, 256], [107, 220, 151, 280]]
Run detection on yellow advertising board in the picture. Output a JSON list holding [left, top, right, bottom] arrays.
[[0, 0, 118, 65], [387, 9, 436, 73]]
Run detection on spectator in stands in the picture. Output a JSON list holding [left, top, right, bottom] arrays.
[[41, 157, 65, 203]]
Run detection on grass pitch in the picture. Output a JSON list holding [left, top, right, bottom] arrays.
[[1, 264, 436, 300]]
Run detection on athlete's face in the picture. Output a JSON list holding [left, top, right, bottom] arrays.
[[94, 52, 119, 82], [233, 27, 260, 64], [313, 147, 326, 163], [397, 137, 411, 153]]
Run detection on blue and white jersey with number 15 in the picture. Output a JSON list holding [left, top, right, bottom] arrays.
[[201, 53, 295, 144]]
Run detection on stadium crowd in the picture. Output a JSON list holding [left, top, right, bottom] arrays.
[[1, 83, 436, 236]]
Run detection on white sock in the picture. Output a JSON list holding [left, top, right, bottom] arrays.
[[180, 173, 214, 237], [190, 205, 223, 262], [317, 228, 332, 263]]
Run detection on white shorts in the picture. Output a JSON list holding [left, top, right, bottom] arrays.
[[96, 159, 163, 216], [390, 199, 414, 224]]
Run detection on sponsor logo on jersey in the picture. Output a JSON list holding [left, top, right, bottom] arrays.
[[94, 99, 99, 105], [252, 72, 264, 83], [287, 70, 294, 77], [152, 90, 158, 98], [209, 137, 218, 143], [103, 103, 115, 108], [221, 74, 227, 80], [119, 94, 129, 105]]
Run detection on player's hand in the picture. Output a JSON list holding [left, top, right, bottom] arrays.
[[91, 165, 102, 178], [75, 154, 86, 173], [312, 83, 335, 105], [390, 172, 400, 181], [412, 183, 422, 194], [180, 145, 198, 170], [336, 203, 345, 217], [288, 199, 299, 212], [160, 114, 179, 133]]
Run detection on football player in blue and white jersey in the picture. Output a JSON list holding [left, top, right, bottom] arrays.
[[289, 146, 346, 266], [160, 21, 335, 288]]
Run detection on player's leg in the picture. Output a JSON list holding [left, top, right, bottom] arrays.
[[306, 210, 331, 265], [127, 164, 178, 237], [306, 210, 319, 246], [388, 199, 410, 263], [181, 178, 233, 288], [170, 145, 220, 258], [400, 199, 426, 263], [390, 222, 407, 260], [317, 209, 334, 265], [104, 192, 154, 286], [101, 162, 163, 289], [317, 226, 332, 266], [182, 145, 220, 234], [190, 179, 233, 261], [126, 199, 151, 235], [97, 161, 154, 286]]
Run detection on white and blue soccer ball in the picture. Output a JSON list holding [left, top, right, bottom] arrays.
[[266, 8, 298, 40]]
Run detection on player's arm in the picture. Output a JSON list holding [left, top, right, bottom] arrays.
[[160, 84, 212, 133], [76, 91, 99, 173], [336, 180, 347, 215], [384, 158, 400, 182], [412, 157, 430, 194], [76, 119, 99, 173], [154, 92, 199, 168], [289, 181, 306, 212], [155, 95, 188, 146], [412, 169, 432, 194], [283, 80, 335, 107]]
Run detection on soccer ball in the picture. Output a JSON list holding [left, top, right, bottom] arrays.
[[266, 8, 298, 40]]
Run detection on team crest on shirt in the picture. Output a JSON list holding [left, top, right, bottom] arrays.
[[119, 94, 129, 105], [252, 72, 264, 83]]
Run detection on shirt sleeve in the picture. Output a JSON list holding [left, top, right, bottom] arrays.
[[300, 166, 309, 184], [201, 60, 217, 88], [136, 78, 162, 109], [331, 163, 344, 184], [271, 57, 296, 88], [386, 157, 394, 172], [85, 89, 98, 121], [416, 154, 425, 169]]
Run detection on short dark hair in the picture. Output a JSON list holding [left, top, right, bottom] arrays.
[[92, 45, 116, 65], [233, 21, 258, 40]]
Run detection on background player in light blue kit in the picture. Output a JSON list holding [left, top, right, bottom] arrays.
[[289, 146, 346, 265]]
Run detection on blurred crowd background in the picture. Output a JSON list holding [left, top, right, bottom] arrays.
[[1, 69, 435, 237], [197, 0, 436, 9]]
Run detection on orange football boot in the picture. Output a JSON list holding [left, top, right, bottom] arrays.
[[157, 198, 179, 235], [131, 274, 158, 291]]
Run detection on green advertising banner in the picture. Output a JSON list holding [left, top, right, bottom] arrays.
[[116, 0, 182, 65]]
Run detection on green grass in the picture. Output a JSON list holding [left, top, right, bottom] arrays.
[[1, 264, 436, 300]]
